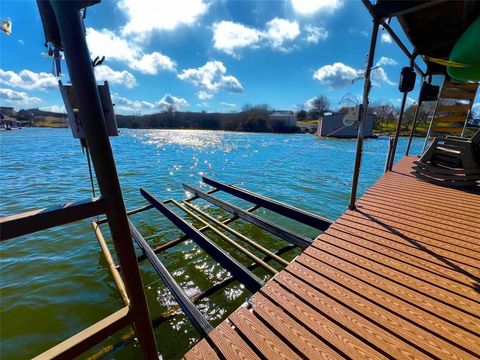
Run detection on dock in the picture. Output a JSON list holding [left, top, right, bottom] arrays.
[[184, 156, 480, 360]]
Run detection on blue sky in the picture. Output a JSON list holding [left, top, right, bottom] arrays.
[[2, 0, 474, 115]]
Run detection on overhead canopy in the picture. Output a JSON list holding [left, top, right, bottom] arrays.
[[373, 0, 480, 75]]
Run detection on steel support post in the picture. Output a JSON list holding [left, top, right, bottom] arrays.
[[387, 91, 408, 171], [50, 2, 158, 358], [349, 18, 380, 210]]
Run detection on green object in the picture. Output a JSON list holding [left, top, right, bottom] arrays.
[[447, 16, 480, 81]]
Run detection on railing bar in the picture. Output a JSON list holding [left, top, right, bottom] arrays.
[[183, 202, 289, 267], [140, 188, 264, 293], [136, 205, 260, 262], [171, 199, 278, 274], [202, 177, 333, 231], [0, 197, 106, 241], [92, 221, 129, 306], [32, 306, 132, 360], [129, 221, 214, 336], [183, 184, 313, 249], [96, 189, 219, 225]]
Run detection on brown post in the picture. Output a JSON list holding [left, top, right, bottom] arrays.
[[50, 1, 158, 358]]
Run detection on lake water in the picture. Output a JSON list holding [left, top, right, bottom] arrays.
[[0, 128, 424, 359]]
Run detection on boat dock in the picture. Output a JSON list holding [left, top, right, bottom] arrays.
[[185, 156, 480, 360]]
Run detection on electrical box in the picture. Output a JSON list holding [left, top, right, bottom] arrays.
[[59, 80, 118, 139]]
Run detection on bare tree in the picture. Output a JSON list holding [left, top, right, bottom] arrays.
[[308, 95, 330, 119]]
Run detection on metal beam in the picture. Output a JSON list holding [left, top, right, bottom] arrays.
[[362, 0, 426, 77], [49, 2, 158, 357], [183, 184, 313, 249], [140, 188, 264, 293], [406, 77, 425, 156], [33, 306, 132, 360], [129, 221, 213, 336], [372, 1, 447, 19], [387, 91, 409, 171], [183, 202, 289, 267], [349, 18, 380, 210], [0, 197, 106, 241], [171, 200, 278, 274], [202, 177, 332, 231]]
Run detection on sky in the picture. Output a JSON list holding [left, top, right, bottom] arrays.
[[1, 0, 478, 115]]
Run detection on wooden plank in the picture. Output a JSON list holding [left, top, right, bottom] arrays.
[[320, 231, 480, 301], [295, 255, 480, 356], [333, 217, 480, 275], [354, 202, 480, 245], [304, 245, 480, 333], [431, 126, 464, 134], [326, 226, 478, 287], [229, 307, 301, 360], [208, 322, 260, 360], [288, 261, 478, 359], [434, 115, 469, 122], [340, 212, 480, 264], [260, 282, 386, 360], [441, 89, 476, 100], [273, 273, 425, 359], [443, 81, 478, 92], [184, 339, 220, 360], [437, 104, 471, 113], [250, 293, 344, 360], [0, 197, 106, 241]]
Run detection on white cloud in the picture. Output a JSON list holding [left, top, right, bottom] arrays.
[[313, 62, 358, 89], [291, 0, 343, 15], [86, 28, 176, 74], [265, 18, 300, 50], [112, 93, 188, 114], [313, 62, 395, 88], [304, 25, 328, 43], [129, 52, 176, 74], [0, 69, 57, 91], [213, 18, 301, 56], [213, 21, 262, 56], [158, 93, 189, 112], [472, 102, 479, 113], [220, 102, 236, 108], [376, 56, 398, 66], [18, 39, 25, 45], [371, 67, 395, 86], [0, 88, 41, 105], [198, 91, 213, 100], [119, 0, 208, 36], [178, 61, 243, 95], [381, 32, 392, 44], [94, 65, 137, 88], [40, 105, 67, 113]]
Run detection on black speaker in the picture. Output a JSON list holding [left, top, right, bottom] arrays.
[[419, 81, 440, 101], [399, 67, 416, 93]]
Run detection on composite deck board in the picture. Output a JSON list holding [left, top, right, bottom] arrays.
[[186, 157, 480, 359]]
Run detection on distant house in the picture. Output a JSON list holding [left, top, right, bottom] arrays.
[[0, 106, 15, 116], [317, 112, 375, 138], [269, 111, 297, 127]]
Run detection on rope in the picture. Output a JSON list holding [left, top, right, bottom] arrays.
[[423, 56, 480, 68]]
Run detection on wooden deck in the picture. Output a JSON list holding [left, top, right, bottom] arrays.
[[184, 156, 480, 360]]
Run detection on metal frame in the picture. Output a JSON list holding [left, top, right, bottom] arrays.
[[405, 76, 426, 156], [183, 184, 313, 248], [202, 177, 332, 231]]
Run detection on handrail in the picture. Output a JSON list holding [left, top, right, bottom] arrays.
[[0, 197, 106, 241]]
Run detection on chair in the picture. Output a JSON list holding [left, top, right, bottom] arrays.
[[413, 129, 480, 187]]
